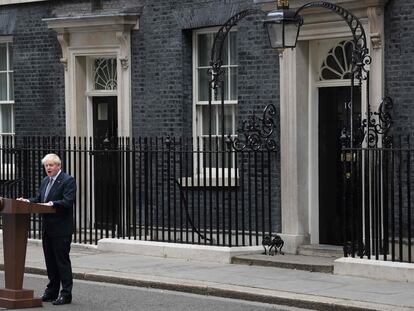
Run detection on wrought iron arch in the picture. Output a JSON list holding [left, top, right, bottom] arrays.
[[206, 9, 280, 248], [209, 9, 264, 92], [290, 2, 370, 151], [292, 1, 394, 149], [295, 1, 370, 84], [208, 8, 280, 152]]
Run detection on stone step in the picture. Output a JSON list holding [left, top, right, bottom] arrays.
[[297, 244, 343, 258], [231, 254, 335, 273]]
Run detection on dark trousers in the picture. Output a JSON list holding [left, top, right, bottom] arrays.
[[42, 233, 73, 296]]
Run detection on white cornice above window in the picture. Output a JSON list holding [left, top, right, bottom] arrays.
[[43, 13, 139, 71], [255, 0, 387, 48], [43, 12, 137, 138], [43, 13, 140, 33], [0, 0, 47, 5], [254, 0, 388, 19], [0, 36, 12, 43]]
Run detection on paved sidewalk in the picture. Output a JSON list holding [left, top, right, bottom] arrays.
[[1, 240, 414, 311]]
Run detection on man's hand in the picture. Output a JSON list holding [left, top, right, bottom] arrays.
[[16, 197, 30, 202], [40, 201, 53, 206]]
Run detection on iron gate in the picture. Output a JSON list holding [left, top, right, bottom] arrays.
[[342, 98, 413, 263]]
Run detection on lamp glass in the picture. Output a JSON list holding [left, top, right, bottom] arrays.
[[284, 22, 300, 48], [265, 22, 284, 49], [264, 9, 302, 50]]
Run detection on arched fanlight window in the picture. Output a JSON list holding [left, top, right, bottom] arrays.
[[319, 40, 355, 81], [94, 58, 117, 90]]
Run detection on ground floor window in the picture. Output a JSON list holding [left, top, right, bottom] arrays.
[[193, 28, 238, 169], [0, 40, 14, 135]]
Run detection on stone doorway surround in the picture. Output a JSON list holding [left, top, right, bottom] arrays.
[[254, 0, 388, 253], [43, 13, 139, 137]]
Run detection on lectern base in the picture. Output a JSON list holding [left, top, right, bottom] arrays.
[[0, 289, 42, 309]]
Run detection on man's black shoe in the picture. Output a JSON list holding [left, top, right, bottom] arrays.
[[41, 292, 58, 302], [52, 295, 72, 305]]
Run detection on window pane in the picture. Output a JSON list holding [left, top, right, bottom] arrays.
[[8, 44, 12, 68], [224, 105, 233, 134], [202, 137, 219, 167], [230, 68, 237, 100], [224, 68, 229, 100], [321, 68, 340, 80], [217, 105, 234, 135], [197, 33, 213, 67], [94, 58, 117, 90], [0, 73, 7, 100], [216, 68, 229, 101], [195, 29, 238, 165], [97, 102, 108, 120], [198, 68, 210, 101], [230, 32, 237, 65], [201, 105, 217, 135], [0, 104, 13, 133], [326, 55, 342, 75], [202, 135, 235, 168], [9, 72, 13, 100], [221, 36, 229, 65], [0, 44, 6, 71]]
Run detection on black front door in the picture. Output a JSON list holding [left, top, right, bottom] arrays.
[[92, 96, 119, 228], [318, 87, 361, 245]]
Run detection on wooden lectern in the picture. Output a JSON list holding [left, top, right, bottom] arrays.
[[0, 198, 55, 309]]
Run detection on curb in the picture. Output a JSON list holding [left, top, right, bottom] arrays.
[[231, 256, 334, 274], [3, 265, 410, 311]]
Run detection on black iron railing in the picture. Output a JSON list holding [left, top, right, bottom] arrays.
[[343, 135, 414, 263], [0, 135, 280, 246]]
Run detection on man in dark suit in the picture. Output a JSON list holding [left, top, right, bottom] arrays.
[[18, 153, 76, 305]]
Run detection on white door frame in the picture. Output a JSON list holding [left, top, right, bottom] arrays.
[[308, 39, 368, 244], [43, 14, 138, 228], [278, 1, 386, 252], [43, 14, 139, 138]]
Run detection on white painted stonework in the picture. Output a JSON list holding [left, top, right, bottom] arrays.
[[0, 0, 46, 5], [334, 257, 414, 282], [256, 0, 388, 251], [97, 238, 263, 264], [42, 14, 139, 228], [44, 14, 139, 138]]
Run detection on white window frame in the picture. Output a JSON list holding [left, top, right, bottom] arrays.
[[193, 27, 238, 141], [0, 37, 14, 136], [0, 37, 15, 178], [188, 27, 239, 186], [84, 55, 118, 138], [85, 56, 118, 97]]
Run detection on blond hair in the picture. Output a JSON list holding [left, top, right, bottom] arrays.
[[41, 153, 62, 167]]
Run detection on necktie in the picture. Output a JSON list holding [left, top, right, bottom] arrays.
[[44, 177, 53, 202]]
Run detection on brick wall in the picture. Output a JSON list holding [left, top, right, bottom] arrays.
[[5, 0, 281, 143], [385, 0, 414, 136], [131, 0, 280, 139], [2, 0, 282, 232], [1, 2, 65, 135], [130, 0, 281, 231]]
